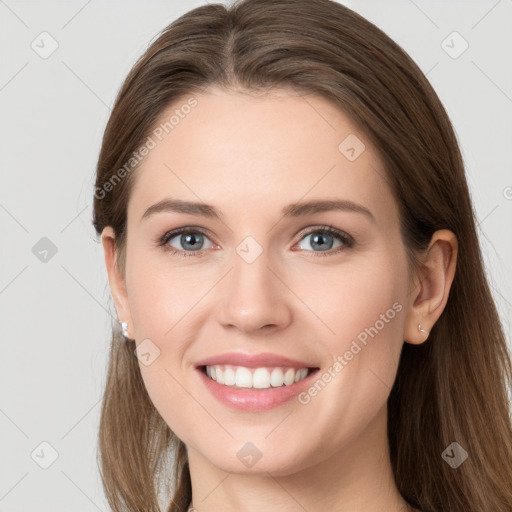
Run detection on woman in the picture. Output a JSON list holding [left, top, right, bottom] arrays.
[[92, 0, 512, 511]]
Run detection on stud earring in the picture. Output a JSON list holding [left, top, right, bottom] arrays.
[[121, 321, 134, 342], [418, 323, 429, 336]]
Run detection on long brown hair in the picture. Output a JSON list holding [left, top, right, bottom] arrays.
[[92, 1, 512, 510]]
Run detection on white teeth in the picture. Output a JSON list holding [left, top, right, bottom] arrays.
[[235, 367, 252, 388], [284, 368, 295, 385], [252, 368, 269, 389], [270, 368, 284, 387], [224, 366, 236, 386], [204, 364, 310, 389]]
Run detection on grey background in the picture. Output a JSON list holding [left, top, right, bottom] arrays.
[[1, 0, 511, 510]]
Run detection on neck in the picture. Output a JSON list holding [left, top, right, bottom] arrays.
[[185, 405, 412, 512]]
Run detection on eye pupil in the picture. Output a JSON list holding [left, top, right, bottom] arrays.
[[310, 232, 334, 251], [182, 232, 203, 250]]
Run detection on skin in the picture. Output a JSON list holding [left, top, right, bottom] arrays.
[[101, 86, 457, 512]]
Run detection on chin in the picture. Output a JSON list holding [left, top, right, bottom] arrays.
[[199, 441, 317, 477]]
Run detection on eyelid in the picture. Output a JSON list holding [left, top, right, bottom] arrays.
[[294, 224, 354, 245]]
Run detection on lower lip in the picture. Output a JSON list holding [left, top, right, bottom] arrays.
[[196, 367, 319, 411]]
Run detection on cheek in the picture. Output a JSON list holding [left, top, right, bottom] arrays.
[[294, 257, 407, 447], [314, 251, 408, 381], [125, 246, 200, 340], [315, 251, 405, 327], [126, 255, 202, 441]]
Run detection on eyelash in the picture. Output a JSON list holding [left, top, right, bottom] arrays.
[[157, 225, 355, 259]]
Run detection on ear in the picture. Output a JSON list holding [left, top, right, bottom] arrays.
[[101, 226, 133, 339], [404, 229, 458, 345]]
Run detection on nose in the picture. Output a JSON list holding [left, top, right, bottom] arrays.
[[217, 244, 293, 335]]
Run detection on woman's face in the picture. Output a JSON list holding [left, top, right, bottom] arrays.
[[106, 86, 419, 476]]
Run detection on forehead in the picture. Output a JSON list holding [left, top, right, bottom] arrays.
[[128, 86, 398, 227]]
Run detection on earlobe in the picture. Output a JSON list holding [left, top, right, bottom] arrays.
[[417, 323, 429, 341], [101, 226, 132, 333], [404, 229, 458, 345]]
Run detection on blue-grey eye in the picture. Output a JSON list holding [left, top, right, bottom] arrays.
[[297, 230, 345, 252], [166, 231, 213, 252]]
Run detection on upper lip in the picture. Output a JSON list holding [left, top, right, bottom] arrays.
[[195, 352, 318, 369]]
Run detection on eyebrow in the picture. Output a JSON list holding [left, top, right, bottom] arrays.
[[141, 198, 375, 223]]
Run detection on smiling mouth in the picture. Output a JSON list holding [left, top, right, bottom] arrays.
[[200, 364, 319, 390]]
